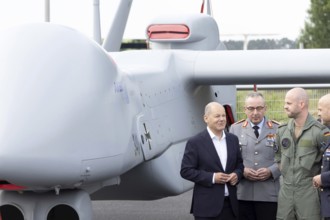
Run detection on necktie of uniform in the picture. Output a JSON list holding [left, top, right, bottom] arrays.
[[253, 125, 259, 138]]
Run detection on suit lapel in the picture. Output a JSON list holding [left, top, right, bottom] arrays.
[[201, 130, 224, 171], [225, 133, 234, 172]]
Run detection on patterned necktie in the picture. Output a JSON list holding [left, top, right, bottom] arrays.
[[253, 125, 259, 138]]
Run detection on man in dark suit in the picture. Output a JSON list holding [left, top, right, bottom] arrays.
[[181, 102, 244, 220], [313, 93, 330, 220]]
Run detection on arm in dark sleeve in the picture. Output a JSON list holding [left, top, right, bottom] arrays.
[[233, 135, 244, 182], [180, 139, 214, 187], [321, 171, 330, 187]]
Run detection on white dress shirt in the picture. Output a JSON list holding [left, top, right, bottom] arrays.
[[249, 117, 265, 135], [207, 127, 229, 196]]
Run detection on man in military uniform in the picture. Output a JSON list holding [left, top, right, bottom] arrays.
[[230, 92, 280, 220], [275, 88, 330, 220], [313, 93, 330, 220]]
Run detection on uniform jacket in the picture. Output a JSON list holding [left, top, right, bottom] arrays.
[[180, 129, 244, 218], [275, 114, 330, 185], [229, 118, 280, 202], [275, 114, 330, 220], [320, 143, 330, 217]]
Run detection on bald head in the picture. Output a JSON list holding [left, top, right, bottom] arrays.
[[318, 94, 330, 126], [286, 87, 309, 107], [284, 87, 309, 120], [319, 94, 330, 105]]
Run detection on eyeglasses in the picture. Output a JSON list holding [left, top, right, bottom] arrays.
[[245, 106, 265, 112]]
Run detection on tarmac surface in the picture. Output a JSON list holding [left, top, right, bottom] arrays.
[[92, 190, 194, 220]]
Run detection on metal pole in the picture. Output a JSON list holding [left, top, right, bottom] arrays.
[[45, 0, 50, 22]]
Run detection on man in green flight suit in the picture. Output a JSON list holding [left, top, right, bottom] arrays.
[[275, 87, 330, 220]]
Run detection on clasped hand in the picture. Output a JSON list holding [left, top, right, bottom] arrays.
[[215, 172, 238, 185], [243, 167, 271, 181], [312, 174, 322, 188]]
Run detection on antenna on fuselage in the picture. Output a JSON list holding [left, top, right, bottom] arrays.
[[102, 0, 133, 52], [200, 0, 213, 16], [93, 0, 102, 44]]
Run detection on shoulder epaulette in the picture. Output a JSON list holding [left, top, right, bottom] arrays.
[[242, 120, 249, 128], [314, 121, 327, 129], [278, 123, 288, 129], [232, 119, 246, 125], [271, 120, 280, 125], [266, 120, 280, 128], [266, 121, 272, 128]]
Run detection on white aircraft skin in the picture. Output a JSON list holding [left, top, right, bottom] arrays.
[[0, 0, 330, 220]]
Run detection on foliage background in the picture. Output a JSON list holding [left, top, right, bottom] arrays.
[[235, 88, 330, 123], [299, 0, 330, 48]]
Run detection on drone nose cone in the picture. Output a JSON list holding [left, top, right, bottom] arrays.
[[0, 23, 118, 187]]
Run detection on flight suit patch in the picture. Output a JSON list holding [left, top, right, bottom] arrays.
[[282, 138, 291, 149]]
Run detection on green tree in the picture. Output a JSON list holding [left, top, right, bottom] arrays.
[[299, 0, 330, 48]]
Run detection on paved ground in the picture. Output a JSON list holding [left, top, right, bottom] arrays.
[[92, 190, 194, 220]]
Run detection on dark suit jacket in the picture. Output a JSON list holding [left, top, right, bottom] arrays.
[[180, 129, 244, 218], [321, 143, 330, 217]]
